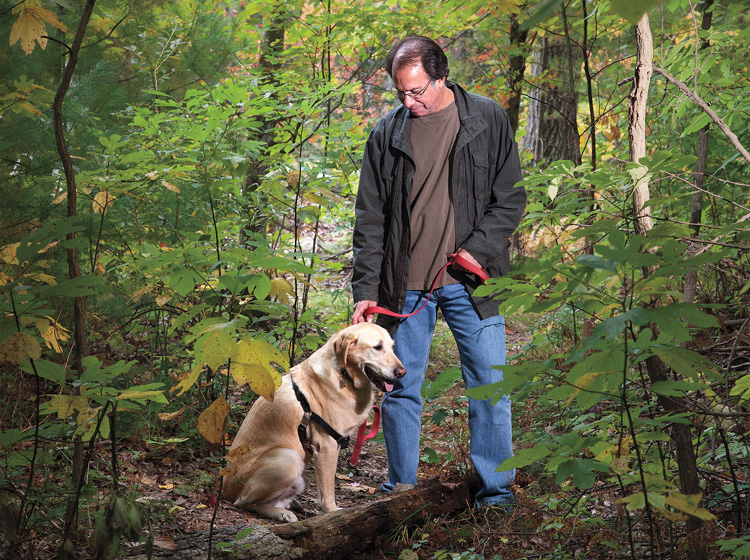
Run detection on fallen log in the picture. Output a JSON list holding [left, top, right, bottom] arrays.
[[270, 476, 471, 559], [122, 477, 470, 559]]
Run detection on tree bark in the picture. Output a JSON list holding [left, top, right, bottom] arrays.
[[124, 477, 470, 560], [628, 14, 708, 560]]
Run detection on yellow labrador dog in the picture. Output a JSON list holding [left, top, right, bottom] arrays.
[[222, 323, 406, 522]]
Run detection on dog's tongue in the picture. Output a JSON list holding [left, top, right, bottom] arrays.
[[383, 382, 393, 392]]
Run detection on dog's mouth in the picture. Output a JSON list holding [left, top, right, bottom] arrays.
[[364, 364, 393, 393]]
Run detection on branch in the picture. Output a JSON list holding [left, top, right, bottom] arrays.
[[653, 65, 750, 165]]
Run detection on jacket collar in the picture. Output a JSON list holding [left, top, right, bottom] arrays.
[[388, 81, 488, 153]]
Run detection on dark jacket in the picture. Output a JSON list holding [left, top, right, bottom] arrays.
[[352, 82, 526, 331]]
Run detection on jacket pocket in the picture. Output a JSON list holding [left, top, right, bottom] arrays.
[[471, 152, 490, 220]]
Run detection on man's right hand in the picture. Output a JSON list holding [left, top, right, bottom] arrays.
[[352, 300, 377, 324]]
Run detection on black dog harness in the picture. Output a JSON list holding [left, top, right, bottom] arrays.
[[291, 375, 350, 454]]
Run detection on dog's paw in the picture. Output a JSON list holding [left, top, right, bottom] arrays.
[[275, 509, 298, 523]]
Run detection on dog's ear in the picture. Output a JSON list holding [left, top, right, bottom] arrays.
[[333, 332, 357, 368]]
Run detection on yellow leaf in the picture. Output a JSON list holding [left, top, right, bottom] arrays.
[[161, 180, 180, 193], [93, 189, 114, 215], [9, 5, 68, 56], [0, 243, 20, 265], [158, 407, 186, 421], [198, 330, 235, 371], [224, 445, 249, 462], [18, 101, 42, 116], [664, 493, 716, 521], [155, 294, 171, 307], [196, 397, 230, 449], [131, 285, 152, 302], [171, 364, 203, 396], [91, 16, 113, 33], [270, 277, 294, 303], [230, 362, 280, 402], [493, 0, 523, 15], [34, 317, 69, 354], [0, 332, 42, 364], [234, 337, 289, 372], [10, 6, 47, 55], [231, 337, 286, 400], [47, 394, 88, 419], [117, 389, 166, 402], [30, 272, 57, 285]]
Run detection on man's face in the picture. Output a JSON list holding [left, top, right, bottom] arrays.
[[392, 63, 446, 118]]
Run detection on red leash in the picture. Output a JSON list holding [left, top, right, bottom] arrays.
[[350, 253, 489, 465], [349, 406, 380, 467], [363, 252, 489, 320]]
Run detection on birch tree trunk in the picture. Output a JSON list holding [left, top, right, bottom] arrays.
[[628, 14, 708, 560]]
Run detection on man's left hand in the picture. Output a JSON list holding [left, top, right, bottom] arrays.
[[452, 247, 481, 271]]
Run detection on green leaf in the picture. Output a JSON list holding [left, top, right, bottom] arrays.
[[0, 429, 27, 449], [588, 308, 651, 341], [577, 254, 618, 272], [167, 268, 203, 297], [521, 0, 564, 30], [681, 112, 713, 137], [730, 374, 750, 402], [496, 443, 554, 471], [20, 358, 66, 386], [650, 380, 709, 396], [651, 346, 722, 381], [422, 366, 461, 401], [39, 275, 103, 298], [555, 458, 609, 489]]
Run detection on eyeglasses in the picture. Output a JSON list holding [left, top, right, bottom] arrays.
[[393, 80, 432, 100]]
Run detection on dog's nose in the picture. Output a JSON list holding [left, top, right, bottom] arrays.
[[394, 366, 406, 378]]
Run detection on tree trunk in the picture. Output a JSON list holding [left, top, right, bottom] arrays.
[[522, 33, 581, 166], [52, 2, 97, 556], [506, 14, 528, 134], [628, 14, 708, 560], [241, 9, 288, 241], [124, 477, 470, 560], [684, 0, 713, 304]]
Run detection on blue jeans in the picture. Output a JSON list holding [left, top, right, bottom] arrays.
[[381, 283, 515, 506]]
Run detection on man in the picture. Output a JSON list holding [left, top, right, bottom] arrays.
[[351, 36, 526, 507]]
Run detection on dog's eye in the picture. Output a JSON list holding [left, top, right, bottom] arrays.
[[373, 342, 383, 351]]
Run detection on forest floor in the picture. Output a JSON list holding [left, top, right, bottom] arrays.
[[8, 219, 748, 559], [116, 326, 533, 558]]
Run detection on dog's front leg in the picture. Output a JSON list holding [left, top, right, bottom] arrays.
[[312, 438, 340, 512]]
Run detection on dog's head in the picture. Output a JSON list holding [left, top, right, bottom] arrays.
[[333, 323, 406, 392]]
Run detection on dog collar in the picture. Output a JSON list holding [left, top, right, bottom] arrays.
[[291, 375, 350, 452]]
